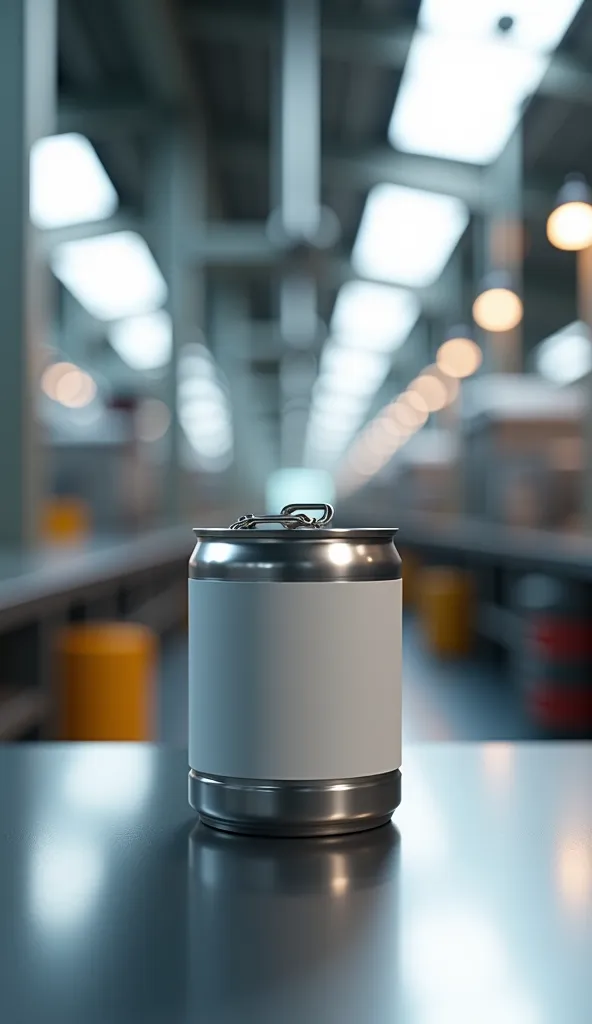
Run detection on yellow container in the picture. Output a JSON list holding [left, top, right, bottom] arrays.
[[42, 496, 91, 545], [418, 567, 473, 658], [57, 623, 156, 740], [400, 548, 422, 609]]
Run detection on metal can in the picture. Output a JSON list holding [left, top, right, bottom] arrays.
[[188, 504, 402, 836]]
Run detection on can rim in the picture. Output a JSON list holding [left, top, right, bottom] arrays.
[[192, 527, 398, 540]]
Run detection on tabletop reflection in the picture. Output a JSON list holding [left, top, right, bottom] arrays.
[[187, 822, 401, 1024], [0, 744, 590, 1024]]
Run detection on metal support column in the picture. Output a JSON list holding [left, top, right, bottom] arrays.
[[279, 0, 321, 239], [276, 0, 321, 348], [481, 124, 524, 373], [210, 281, 270, 507], [149, 123, 206, 522], [0, 0, 56, 546], [273, 0, 322, 465], [577, 246, 592, 530]]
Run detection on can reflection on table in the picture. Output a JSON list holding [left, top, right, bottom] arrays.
[[187, 822, 401, 1022]]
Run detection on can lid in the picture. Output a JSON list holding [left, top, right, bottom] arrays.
[[190, 504, 401, 582], [193, 527, 397, 542]]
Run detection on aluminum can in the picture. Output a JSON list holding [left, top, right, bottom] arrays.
[[188, 504, 402, 835]]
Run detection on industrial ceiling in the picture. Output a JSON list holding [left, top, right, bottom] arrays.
[[54, 0, 592, 486]]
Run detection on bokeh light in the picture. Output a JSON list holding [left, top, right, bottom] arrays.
[[412, 371, 449, 412], [472, 287, 523, 332], [547, 201, 592, 251], [437, 337, 482, 378], [42, 361, 97, 408]]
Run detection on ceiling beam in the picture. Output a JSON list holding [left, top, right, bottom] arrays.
[[58, 0, 144, 202], [41, 212, 141, 249], [118, 0, 201, 109], [188, 3, 592, 106], [185, 223, 279, 265], [181, 227, 575, 333], [183, 225, 439, 302], [187, 4, 414, 63], [217, 138, 553, 218], [57, 96, 160, 137]]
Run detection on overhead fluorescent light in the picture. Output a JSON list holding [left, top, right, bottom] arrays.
[[390, 0, 584, 167], [330, 279, 420, 348], [536, 321, 592, 385], [305, 316, 398, 465], [311, 389, 369, 414], [109, 310, 172, 371], [31, 133, 118, 229], [320, 346, 390, 393], [309, 406, 366, 436], [353, 186, 468, 287], [180, 399, 233, 461], [50, 232, 167, 321], [306, 296, 408, 464], [177, 346, 233, 467], [306, 398, 368, 454], [305, 426, 358, 458], [390, 34, 542, 165], [178, 343, 217, 379], [308, 420, 357, 440], [182, 404, 230, 435], [419, 0, 584, 53]]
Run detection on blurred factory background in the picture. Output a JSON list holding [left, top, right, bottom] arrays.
[[2, 0, 592, 743]]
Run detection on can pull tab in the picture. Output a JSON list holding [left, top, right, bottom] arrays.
[[229, 503, 334, 530]]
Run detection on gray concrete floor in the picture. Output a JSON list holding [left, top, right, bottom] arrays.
[[159, 615, 536, 747]]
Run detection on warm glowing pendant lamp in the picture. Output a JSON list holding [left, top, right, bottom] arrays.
[[546, 173, 592, 252], [472, 270, 523, 333], [436, 325, 483, 379]]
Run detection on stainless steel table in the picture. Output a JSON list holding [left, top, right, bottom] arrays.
[[0, 743, 590, 1023]]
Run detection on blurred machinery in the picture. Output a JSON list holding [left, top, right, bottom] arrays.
[[461, 376, 584, 529], [387, 430, 459, 517]]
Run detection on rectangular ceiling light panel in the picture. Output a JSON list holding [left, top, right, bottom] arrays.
[[311, 387, 370, 415], [352, 186, 469, 287], [31, 133, 118, 229], [109, 311, 172, 371], [419, 0, 585, 52], [51, 232, 168, 321], [319, 346, 390, 393], [536, 321, 592, 385], [390, 0, 584, 166], [306, 279, 421, 460], [390, 35, 542, 165], [330, 279, 421, 345], [307, 276, 421, 460]]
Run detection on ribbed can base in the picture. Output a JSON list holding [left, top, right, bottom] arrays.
[[188, 768, 401, 837]]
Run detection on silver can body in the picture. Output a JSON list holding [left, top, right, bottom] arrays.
[[188, 527, 402, 836]]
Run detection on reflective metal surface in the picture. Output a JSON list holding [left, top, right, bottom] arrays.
[[189, 528, 401, 581], [0, 743, 590, 1023], [189, 769, 401, 836]]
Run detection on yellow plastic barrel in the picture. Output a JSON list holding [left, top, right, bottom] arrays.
[[42, 496, 91, 545], [57, 623, 156, 740], [399, 548, 422, 609], [418, 567, 473, 658]]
